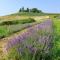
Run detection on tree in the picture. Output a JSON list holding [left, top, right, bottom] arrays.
[[39, 10, 43, 13], [21, 7, 24, 12], [26, 8, 29, 12], [19, 7, 43, 13], [30, 8, 42, 13], [30, 8, 38, 13], [19, 7, 24, 12], [19, 8, 22, 12], [23, 8, 29, 12]]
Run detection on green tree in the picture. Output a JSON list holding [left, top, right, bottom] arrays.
[[21, 7, 24, 12], [30, 8, 38, 13], [31, 8, 42, 13], [19, 8, 22, 12], [26, 8, 29, 12]]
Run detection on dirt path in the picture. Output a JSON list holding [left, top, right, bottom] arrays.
[[0, 39, 8, 59]]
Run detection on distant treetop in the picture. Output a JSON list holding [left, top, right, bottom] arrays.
[[19, 7, 43, 13]]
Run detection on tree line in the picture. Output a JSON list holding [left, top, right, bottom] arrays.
[[19, 7, 43, 13]]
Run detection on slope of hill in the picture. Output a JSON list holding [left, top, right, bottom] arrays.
[[0, 12, 60, 60]]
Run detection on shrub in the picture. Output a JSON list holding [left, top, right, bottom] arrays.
[[0, 18, 35, 25]]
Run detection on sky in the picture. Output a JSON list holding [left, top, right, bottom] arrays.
[[0, 0, 60, 16]]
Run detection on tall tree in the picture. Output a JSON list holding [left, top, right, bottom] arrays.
[[21, 7, 24, 12], [19, 8, 22, 12], [31, 8, 42, 13], [26, 8, 29, 12], [30, 8, 37, 13]]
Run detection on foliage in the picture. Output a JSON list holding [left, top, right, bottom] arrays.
[[19, 7, 43, 13], [0, 22, 38, 39], [51, 19, 60, 60], [0, 18, 35, 25], [4, 20, 53, 60], [30, 8, 42, 13]]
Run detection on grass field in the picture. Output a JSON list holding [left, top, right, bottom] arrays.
[[51, 19, 60, 60], [0, 13, 60, 60]]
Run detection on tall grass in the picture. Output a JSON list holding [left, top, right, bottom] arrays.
[[0, 18, 35, 25], [4, 20, 53, 60], [0, 22, 38, 39], [51, 19, 60, 60]]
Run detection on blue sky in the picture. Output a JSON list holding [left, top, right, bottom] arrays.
[[0, 0, 60, 16]]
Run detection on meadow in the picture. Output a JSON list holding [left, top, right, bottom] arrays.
[[0, 13, 60, 60], [0, 18, 36, 38], [51, 18, 60, 60]]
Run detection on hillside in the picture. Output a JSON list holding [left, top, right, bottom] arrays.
[[0, 12, 60, 60]]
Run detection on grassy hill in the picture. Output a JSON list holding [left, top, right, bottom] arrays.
[[0, 12, 60, 60]]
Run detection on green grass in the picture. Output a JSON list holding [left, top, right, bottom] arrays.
[[0, 26, 9, 38], [0, 18, 35, 25], [0, 18, 36, 38], [0, 22, 39, 39], [10, 12, 46, 16], [5, 28, 51, 60], [1, 14, 60, 60], [51, 19, 60, 60], [53, 19, 60, 34]]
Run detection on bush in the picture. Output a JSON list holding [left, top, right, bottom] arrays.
[[0, 18, 35, 25]]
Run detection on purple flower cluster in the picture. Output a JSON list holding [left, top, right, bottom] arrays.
[[3, 20, 53, 54]]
